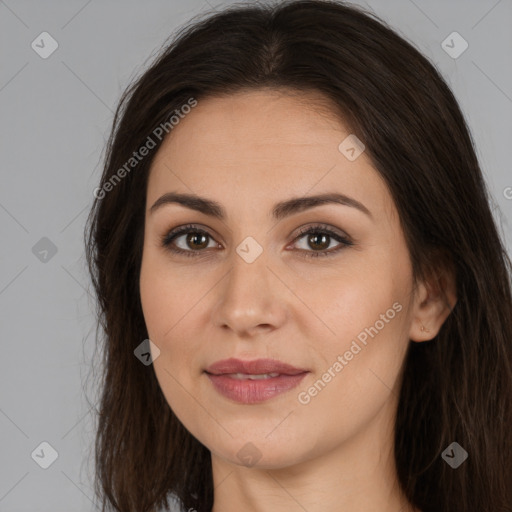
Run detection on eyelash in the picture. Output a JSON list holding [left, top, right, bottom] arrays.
[[160, 223, 353, 259]]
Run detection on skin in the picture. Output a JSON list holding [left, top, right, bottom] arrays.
[[139, 89, 456, 512]]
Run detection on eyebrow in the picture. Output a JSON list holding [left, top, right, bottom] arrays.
[[149, 191, 372, 220]]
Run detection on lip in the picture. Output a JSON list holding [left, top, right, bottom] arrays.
[[205, 358, 309, 404], [206, 357, 307, 376]]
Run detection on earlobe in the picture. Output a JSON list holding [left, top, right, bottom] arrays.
[[409, 262, 457, 342]]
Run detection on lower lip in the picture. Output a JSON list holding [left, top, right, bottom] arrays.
[[206, 372, 308, 404]]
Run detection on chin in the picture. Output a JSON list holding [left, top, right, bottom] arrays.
[[206, 429, 317, 470]]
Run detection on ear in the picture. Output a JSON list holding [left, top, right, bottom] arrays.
[[409, 252, 457, 342]]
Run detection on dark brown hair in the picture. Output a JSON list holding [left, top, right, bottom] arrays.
[[84, 1, 512, 511]]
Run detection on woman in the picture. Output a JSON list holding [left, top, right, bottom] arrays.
[[84, 1, 512, 511]]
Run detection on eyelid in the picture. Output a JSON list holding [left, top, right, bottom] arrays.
[[291, 223, 351, 242], [161, 222, 353, 258], [160, 223, 219, 251], [162, 223, 223, 244]]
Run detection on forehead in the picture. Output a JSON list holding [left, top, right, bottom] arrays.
[[153, 88, 345, 162], [146, 89, 393, 220]]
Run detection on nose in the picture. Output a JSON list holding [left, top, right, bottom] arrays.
[[211, 249, 288, 338]]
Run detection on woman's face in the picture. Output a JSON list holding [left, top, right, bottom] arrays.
[[139, 89, 422, 469]]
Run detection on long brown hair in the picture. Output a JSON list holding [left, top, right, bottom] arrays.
[[84, 1, 512, 511]]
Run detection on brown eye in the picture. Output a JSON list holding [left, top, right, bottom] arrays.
[[161, 224, 218, 257], [184, 232, 210, 250], [161, 223, 353, 259], [304, 233, 330, 251], [292, 224, 353, 258]]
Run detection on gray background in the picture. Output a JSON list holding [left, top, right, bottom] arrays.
[[1, 0, 511, 511]]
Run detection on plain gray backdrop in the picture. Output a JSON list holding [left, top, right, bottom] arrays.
[[1, 0, 511, 511]]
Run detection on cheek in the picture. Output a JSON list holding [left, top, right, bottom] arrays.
[[311, 249, 412, 389], [318, 284, 408, 393], [139, 249, 210, 385], [140, 262, 172, 342], [320, 258, 407, 341], [139, 246, 199, 342], [139, 258, 201, 423], [140, 255, 190, 391], [294, 284, 410, 449]]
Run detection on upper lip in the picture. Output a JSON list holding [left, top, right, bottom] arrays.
[[205, 358, 308, 376]]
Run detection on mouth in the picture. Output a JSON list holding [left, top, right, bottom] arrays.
[[205, 357, 308, 376], [219, 372, 282, 380], [204, 358, 309, 404]]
